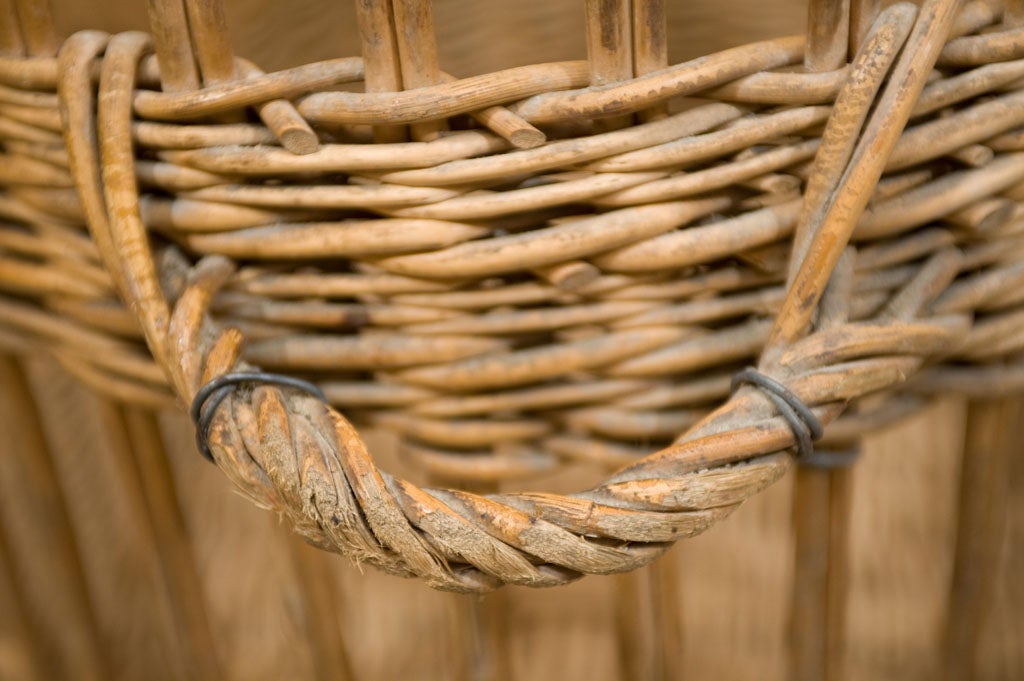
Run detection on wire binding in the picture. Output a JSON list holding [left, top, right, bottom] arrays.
[[731, 367, 824, 460], [190, 371, 327, 462]]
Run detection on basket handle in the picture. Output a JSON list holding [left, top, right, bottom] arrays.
[[768, 0, 959, 355], [57, 0, 968, 592]]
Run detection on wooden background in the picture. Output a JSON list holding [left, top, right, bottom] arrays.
[[0, 1, 1021, 679]]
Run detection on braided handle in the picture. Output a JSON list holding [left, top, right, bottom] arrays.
[[56, 0, 969, 592]]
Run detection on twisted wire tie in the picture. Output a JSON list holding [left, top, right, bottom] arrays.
[[190, 371, 327, 463], [730, 367, 824, 461]]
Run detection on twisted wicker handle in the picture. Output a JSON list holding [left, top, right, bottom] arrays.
[[57, 0, 968, 592]]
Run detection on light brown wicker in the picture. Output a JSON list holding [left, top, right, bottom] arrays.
[[1, 0, 1022, 608]]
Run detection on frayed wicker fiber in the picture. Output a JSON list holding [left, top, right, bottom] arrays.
[[1, 0, 1023, 598]]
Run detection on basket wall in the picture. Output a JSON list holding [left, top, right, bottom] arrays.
[[1, 0, 1023, 680]]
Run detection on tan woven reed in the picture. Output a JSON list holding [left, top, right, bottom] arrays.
[[1, 0, 1023, 598]]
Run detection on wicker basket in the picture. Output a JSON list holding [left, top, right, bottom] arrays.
[[1, 0, 1023, 678]]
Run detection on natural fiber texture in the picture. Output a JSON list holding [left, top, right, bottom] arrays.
[[1, 0, 1024, 593]]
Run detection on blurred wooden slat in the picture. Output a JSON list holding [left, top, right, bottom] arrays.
[[286, 538, 357, 681], [158, 410, 324, 681], [825, 467, 855, 680], [444, 592, 512, 681], [506, 576, 619, 681], [119, 406, 224, 681], [0, 515, 43, 681], [616, 551, 683, 681], [846, 398, 965, 681], [0, 356, 110, 681], [943, 398, 1019, 681], [791, 468, 831, 681], [17, 358, 189, 680], [975, 396, 1024, 681], [791, 462, 855, 681], [680, 473, 794, 681]]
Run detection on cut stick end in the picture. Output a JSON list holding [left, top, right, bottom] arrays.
[[279, 128, 320, 155], [509, 128, 547, 149], [534, 261, 601, 291]]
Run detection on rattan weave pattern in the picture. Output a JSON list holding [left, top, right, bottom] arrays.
[[1, 0, 1023, 591]]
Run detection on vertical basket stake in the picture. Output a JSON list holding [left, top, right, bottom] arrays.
[[632, 0, 668, 122], [849, 0, 881, 60], [806, 0, 851, 73], [585, 0, 634, 131], [390, 0, 446, 141], [12, 0, 57, 56], [147, 0, 202, 92], [0, 0, 25, 56], [354, 0, 408, 142]]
